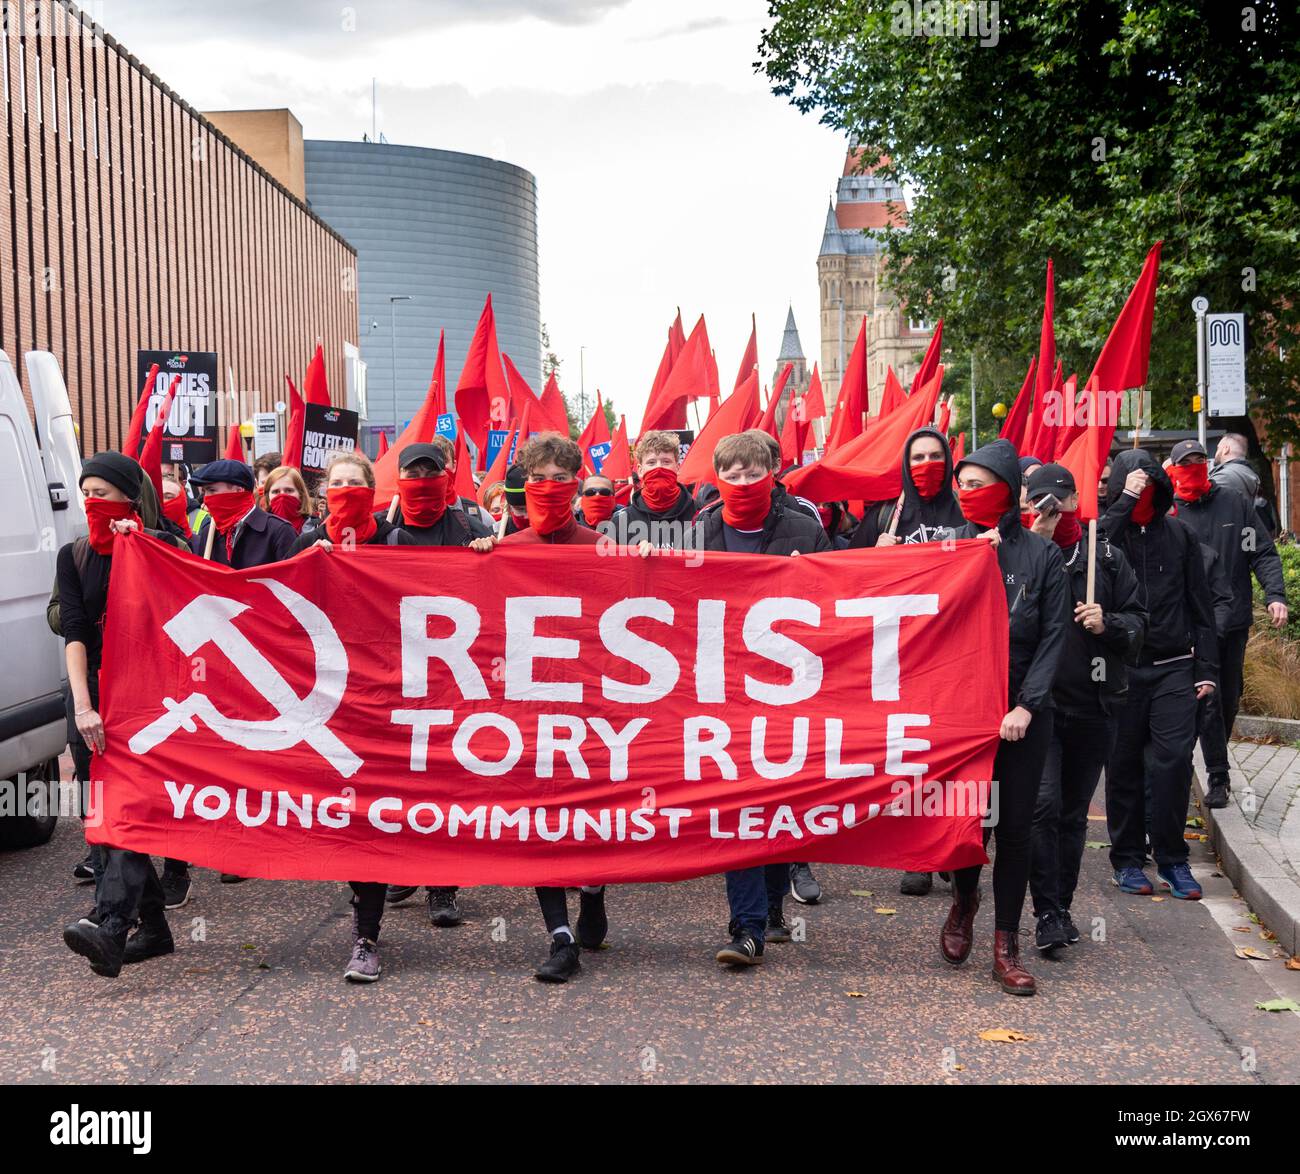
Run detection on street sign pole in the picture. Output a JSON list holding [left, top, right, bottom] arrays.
[[1192, 296, 1209, 449]]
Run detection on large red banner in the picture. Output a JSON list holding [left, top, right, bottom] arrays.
[[87, 536, 1008, 885]]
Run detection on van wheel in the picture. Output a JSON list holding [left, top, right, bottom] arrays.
[[0, 756, 60, 849]]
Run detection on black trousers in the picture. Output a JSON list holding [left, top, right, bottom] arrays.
[[535, 885, 608, 934], [1030, 710, 1115, 916], [98, 848, 166, 938], [1106, 660, 1198, 870], [350, 882, 386, 941], [954, 710, 1054, 932], [66, 678, 107, 891], [1198, 628, 1248, 780]]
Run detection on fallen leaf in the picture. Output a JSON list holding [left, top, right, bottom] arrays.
[[849, 890, 874, 898], [845, 991, 866, 998], [241, 943, 256, 951], [874, 907, 897, 916], [1183, 831, 1202, 841], [1234, 947, 1271, 960], [417, 1019, 434, 1026], [979, 1029, 1034, 1043], [1255, 998, 1300, 1013], [1248, 913, 1261, 924], [1259, 929, 1277, 942], [1233, 926, 1252, 933], [1150, 896, 1165, 902], [1085, 841, 1108, 849], [1186, 816, 1205, 828], [1286, 957, 1300, 971]]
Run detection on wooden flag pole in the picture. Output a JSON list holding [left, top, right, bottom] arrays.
[[1086, 518, 1098, 605], [1132, 385, 1144, 449], [887, 490, 906, 537], [387, 495, 400, 523], [203, 518, 217, 561]]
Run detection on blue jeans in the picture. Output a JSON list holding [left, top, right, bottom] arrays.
[[724, 864, 788, 941]]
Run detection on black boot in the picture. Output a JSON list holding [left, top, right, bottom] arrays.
[[123, 920, 175, 965], [63, 920, 128, 978]]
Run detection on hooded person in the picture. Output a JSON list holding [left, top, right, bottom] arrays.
[[1099, 448, 1219, 902], [190, 458, 297, 569], [941, 438, 1070, 996], [1166, 439, 1287, 807], [380, 443, 472, 548], [850, 426, 965, 550], [1022, 464, 1147, 953], [58, 453, 188, 978]]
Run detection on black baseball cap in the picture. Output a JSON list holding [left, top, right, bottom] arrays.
[[1026, 463, 1076, 500], [1170, 439, 1207, 465], [397, 443, 446, 473]]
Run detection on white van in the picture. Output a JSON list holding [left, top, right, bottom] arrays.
[[0, 350, 85, 848]]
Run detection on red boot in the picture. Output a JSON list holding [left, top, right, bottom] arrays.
[[992, 930, 1037, 995], [940, 889, 979, 965]]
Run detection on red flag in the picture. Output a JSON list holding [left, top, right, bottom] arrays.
[[452, 428, 476, 503], [803, 364, 826, 420], [952, 431, 966, 466], [122, 363, 159, 456], [676, 371, 763, 487], [1054, 374, 1080, 460], [779, 394, 811, 469], [785, 367, 945, 502], [478, 418, 519, 505], [1024, 356, 1063, 462], [909, 320, 943, 395], [878, 366, 907, 418], [374, 329, 450, 499], [223, 423, 244, 462], [537, 370, 571, 437], [825, 318, 870, 455], [757, 362, 794, 440], [454, 294, 511, 463], [576, 391, 612, 475], [601, 415, 632, 482], [1058, 377, 1107, 523], [283, 376, 306, 470], [999, 357, 1037, 449], [937, 397, 951, 438], [138, 374, 182, 504], [1085, 241, 1163, 440], [640, 315, 720, 435], [733, 315, 758, 391], [377, 431, 389, 458], [1036, 261, 1056, 404], [303, 343, 331, 406]]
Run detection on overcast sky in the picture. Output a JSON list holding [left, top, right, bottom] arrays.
[[91, 0, 846, 425]]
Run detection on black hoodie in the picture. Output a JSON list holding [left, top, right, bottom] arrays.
[[1100, 449, 1218, 684], [848, 426, 965, 548], [612, 480, 699, 549], [955, 438, 1070, 714]]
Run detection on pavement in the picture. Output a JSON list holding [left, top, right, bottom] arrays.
[[3, 769, 1300, 1085]]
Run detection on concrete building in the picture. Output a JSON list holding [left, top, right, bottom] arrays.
[[302, 140, 542, 441], [819, 147, 934, 410], [0, 2, 357, 454]]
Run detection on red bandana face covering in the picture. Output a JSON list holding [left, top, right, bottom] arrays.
[[444, 473, 460, 508], [325, 486, 378, 545], [268, 492, 306, 532], [162, 492, 192, 537], [719, 473, 774, 530], [1052, 509, 1082, 548], [399, 475, 449, 527], [580, 494, 615, 526], [1169, 463, 1210, 502], [1020, 510, 1035, 530], [640, 466, 680, 513], [204, 489, 255, 535], [958, 482, 1013, 529], [909, 460, 946, 500], [85, 498, 138, 555], [1131, 484, 1158, 524], [525, 479, 577, 536]]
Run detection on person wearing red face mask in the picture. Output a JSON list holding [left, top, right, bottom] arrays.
[[159, 475, 193, 539], [58, 453, 188, 978], [611, 430, 698, 550], [468, 434, 608, 984], [1166, 440, 1288, 810], [577, 473, 618, 531], [849, 427, 966, 899], [1023, 464, 1147, 954], [380, 444, 472, 548], [262, 465, 321, 539], [685, 431, 830, 968], [190, 459, 296, 569], [1099, 448, 1219, 904], [428, 434, 494, 539], [942, 439, 1070, 996]]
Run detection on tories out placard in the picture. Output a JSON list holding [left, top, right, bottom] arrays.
[[89, 538, 1008, 885]]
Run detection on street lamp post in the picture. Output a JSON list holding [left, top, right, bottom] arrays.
[[579, 346, 588, 426], [389, 294, 413, 443]]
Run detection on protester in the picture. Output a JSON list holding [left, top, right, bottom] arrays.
[[1100, 450, 1218, 901], [482, 480, 507, 525], [850, 426, 966, 897], [499, 464, 530, 535], [59, 453, 188, 978], [287, 450, 411, 981], [381, 443, 474, 548], [429, 434, 493, 537], [577, 472, 618, 531], [1212, 432, 1280, 538], [159, 475, 192, 540], [817, 500, 858, 548], [252, 452, 281, 494], [1167, 439, 1287, 808], [1024, 464, 1146, 952], [747, 429, 821, 523], [1097, 459, 1112, 520], [262, 465, 320, 537], [191, 459, 297, 570], [613, 429, 698, 548], [1018, 455, 1043, 524], [687, 431, 831, 965], [468, 434, 606, 982], [161, 460, 208, 533], [942, 439, 1069, 995]]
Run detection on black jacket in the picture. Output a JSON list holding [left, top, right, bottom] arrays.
[[1100, 450, 1219, 684], [955, 438, 1070, 714], [1201, 542, 1236, 640], [287, 517, 413, 556], [691, 492, 832, 556], [379, 505, 473, 547], [1051, 532, 1146, 715], [192, 506, 297, 568], [613, 482, 699, 548], [1173, 482, 1286, 632], [849, 425, 965, 549]]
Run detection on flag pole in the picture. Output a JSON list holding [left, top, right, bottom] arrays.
[[1132, 385, 1144, 449], [1086, 518, 1097, 605]]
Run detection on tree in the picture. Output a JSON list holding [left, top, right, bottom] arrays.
[[759, 1, 1300, 450]]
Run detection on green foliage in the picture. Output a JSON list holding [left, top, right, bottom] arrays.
[[1253, 540, 1300, 643], [759, 0, 1300, 447]]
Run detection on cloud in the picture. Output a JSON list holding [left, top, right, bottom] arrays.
[[633, 15, 744, 41]]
